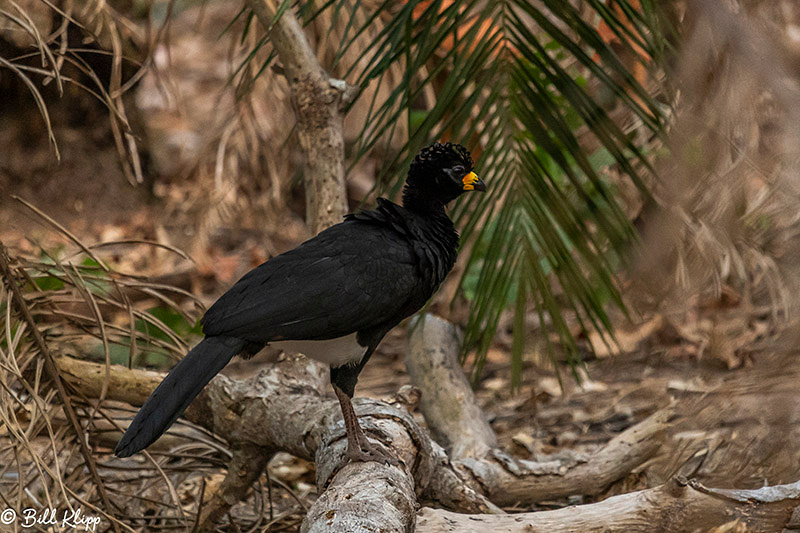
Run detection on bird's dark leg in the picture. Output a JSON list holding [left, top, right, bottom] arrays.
[[330, 357, 400, 466], [332, 384, 398, 465]]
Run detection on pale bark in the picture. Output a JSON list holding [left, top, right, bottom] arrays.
[[406, 315, 496, 460], [416, 477, 800, 533], [248, 0, 357, 233], [58, 351, 672, 529], [421, 441, 503, 514], [455, 407, 671, 506], [52, 353, 800, 532], [58, 355, 432, 532], [407, 315, 672, 507], [302, 463, 416, 533]]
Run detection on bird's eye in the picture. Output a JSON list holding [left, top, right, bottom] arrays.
[[452, 165, 465, 175]]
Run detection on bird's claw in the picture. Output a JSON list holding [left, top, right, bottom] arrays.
[[345, 439, 402, 467]]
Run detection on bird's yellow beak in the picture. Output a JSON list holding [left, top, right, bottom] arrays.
[[462, 172, 486, 192]]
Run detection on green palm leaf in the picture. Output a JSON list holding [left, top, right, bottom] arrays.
[[243, 0, 672, 384], [346, 1, 670, 382]]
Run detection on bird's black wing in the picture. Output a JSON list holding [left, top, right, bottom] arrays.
[[201, 215, 419, 342]]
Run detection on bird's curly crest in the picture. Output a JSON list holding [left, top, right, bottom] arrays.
[[409, 142, 473, 178]]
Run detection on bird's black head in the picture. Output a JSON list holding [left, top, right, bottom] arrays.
[[403, 142, 485, 212]]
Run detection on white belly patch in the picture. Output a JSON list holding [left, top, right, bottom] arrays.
[[270, 333, 367, 367]]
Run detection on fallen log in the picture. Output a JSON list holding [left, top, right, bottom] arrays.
[[416, 477, 800, 533], [407, 314, 671, 507], [57, 354, 440, 532]]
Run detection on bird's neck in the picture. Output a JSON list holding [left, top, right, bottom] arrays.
[[393, 192, 459, 286], [402, 186, 447, 217]]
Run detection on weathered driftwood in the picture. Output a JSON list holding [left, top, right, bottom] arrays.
[[58, 338, 672, 530], [406, 315, 497, 460], [58, 354, 432, 532], [416, 477, 800, 533], [455, 406, 672, 507], [57, 353, 800, 532], [421, 441, 503, 514], [406, 314, 672, 507]]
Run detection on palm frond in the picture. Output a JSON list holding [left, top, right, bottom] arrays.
[[239, 0, 672, 383], [331, 0, 669, 382]]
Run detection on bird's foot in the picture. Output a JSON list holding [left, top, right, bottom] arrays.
[[332, 383, 402, 467], [345, 438, 401, 467]]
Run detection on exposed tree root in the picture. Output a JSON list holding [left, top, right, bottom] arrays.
[[407, 314, 672, 507]]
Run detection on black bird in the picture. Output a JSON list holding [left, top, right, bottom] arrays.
[[114, 142, 485, 463]]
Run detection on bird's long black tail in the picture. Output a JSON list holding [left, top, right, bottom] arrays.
[[114, 336, 245, 457]]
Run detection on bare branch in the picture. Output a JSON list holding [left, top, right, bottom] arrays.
[[416, 477, 800, 533], [457, 407, 672, 506], [195, 444, 273, 532], [407, 314, 497, 459], [408, 315, 672, 507]]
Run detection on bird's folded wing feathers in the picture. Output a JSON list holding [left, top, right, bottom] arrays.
[[200, 220, 418, 342]]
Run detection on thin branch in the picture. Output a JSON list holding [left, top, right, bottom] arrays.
[[195, 444, 273, 532], [408, 314, 672, 507], [247, 0, 358, 233], [407, 314, 497, 460]]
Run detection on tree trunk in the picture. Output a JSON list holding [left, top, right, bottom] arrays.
[[248, 0, 356, 233]]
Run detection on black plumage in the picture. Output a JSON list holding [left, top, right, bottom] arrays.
[[115, 142, 485, 463]]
